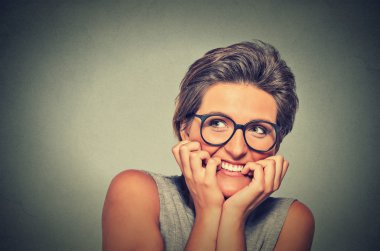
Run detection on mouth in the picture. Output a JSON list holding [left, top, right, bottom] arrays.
[[215, 160, 252, 177], [220, 161, 244, 172]]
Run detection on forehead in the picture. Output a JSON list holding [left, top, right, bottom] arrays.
[[197, 83, 277, 123]]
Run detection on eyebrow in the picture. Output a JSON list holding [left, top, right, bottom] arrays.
[[202, 111, 276, 124]]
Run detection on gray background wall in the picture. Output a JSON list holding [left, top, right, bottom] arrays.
[[1, 0, 379, 250]]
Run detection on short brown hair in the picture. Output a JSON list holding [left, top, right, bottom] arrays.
[[172, 40, 298, 144]]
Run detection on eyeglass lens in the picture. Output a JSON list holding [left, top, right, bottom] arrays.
[[201, 115, 276, 151]]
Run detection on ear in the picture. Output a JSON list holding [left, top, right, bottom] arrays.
[[179, 123, 190, 141], [274, 143, 281, 155]]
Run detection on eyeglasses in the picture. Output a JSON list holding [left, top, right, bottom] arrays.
[[193, 113, 280, 153]]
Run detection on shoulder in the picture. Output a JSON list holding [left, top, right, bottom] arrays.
[[110, 169, 156, 186], [104, 169, 159, 216], [274, 200, 315, 251], [286, 200, 315, 232], [102, 169, 163, 250], [107, 169, 158, 196]]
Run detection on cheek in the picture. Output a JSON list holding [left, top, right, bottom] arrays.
[[249, 150, 274, 162], [188, 128, 220, 155], [199, 142, 221, 156]]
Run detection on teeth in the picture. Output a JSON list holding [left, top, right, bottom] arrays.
[[221, 161, 244, 172]]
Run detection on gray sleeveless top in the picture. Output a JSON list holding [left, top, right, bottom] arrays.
[[147, 172, 295, 251]]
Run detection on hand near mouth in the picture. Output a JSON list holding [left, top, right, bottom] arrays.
[[224, 155, 289, 218], [172, 140, 225, 251], [172, 140, 225, 212], [226, 161, 269, 216], [216, 156, 289, 251]]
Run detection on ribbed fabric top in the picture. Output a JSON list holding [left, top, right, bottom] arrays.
[[147, 172, 295, 251]]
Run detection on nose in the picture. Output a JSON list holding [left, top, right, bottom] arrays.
[[224, 128, 248, 159]]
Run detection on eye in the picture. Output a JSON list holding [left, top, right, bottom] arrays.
[[247, 124, 268, 137], [253, 126, 266, 134], [208, 119, 227, 128]]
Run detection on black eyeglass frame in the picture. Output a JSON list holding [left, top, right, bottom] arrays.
[[193, 113, 280, 153]]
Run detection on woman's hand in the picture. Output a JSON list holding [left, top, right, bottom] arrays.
[[172, 140, 225, 251], [223, 155, 289, 219], [172, 140, 225, 213]]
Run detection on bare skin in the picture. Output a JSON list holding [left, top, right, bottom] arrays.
[[102, 83, 315, 251]]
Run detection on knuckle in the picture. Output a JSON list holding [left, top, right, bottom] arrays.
[[276, 156, 284, 163], [246, 162, 258, 170], [207, 158, 216, 165], [171, 145, 178, 154], [276, 155, 284, 160], [189, 152, 196, 159], [189, 152, 199, 161], [268, 159, 276, 166], [200, 150, 210, 159], [203, 179, 213, 187], [179, 145, 188, 154], [245, 162, 254, 168], [265, 186, 273, 194], [256, 183, 265, 193], [205, 151, 211, 158]]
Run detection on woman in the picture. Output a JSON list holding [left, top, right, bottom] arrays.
[[102, 40, 315, 251]]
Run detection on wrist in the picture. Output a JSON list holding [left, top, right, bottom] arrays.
[[185, 210, 221, 251], [222, 203, 248, 224], [195, 207, 222, 222], [217, 207, 246, 251]]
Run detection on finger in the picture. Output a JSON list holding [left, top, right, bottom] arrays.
[[267, 156, 284, 190], [190, 150, 210, 179], [204, 157, 221, 178], [238, 162, 265, 203], [241, 161, 261, 177], [256, 159, 276, 192], [171, 140, 190, 167], [179, 141, 201, 178], [243, 162, 264, 185], [281, 160, 289, 180]]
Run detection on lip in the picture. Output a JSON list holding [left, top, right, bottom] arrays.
[[215, 160, 253, 177], [220, 160, 246, 166], [218, 160, 244, 173], [218, 168, 245, 177]]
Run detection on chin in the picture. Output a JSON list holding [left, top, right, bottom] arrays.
[[220, 187, 240, 198], [216, 170, 252, 198]]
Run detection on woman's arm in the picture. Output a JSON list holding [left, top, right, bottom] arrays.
[[216, 156, 290, 251], [274, 201, 315, 251], [217, 201, 315, 251], [216, 205, 247, 251], [102, 169, 164, 251], [172, 141, 225, 251], [184, 207, 222, 250]]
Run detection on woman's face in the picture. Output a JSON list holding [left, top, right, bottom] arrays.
[[181, 83, 279, 197]]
